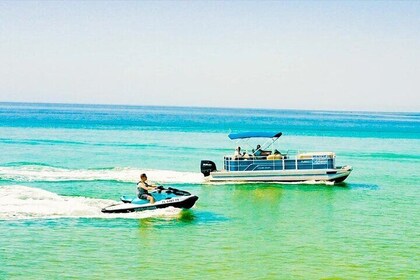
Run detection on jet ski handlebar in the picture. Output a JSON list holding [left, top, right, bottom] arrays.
[[150, 186, 192, 196]]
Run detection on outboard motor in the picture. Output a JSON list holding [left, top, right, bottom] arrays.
[[201, 160, 217, 177]]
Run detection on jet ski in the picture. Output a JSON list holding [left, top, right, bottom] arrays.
[[101, 186, 198, 213]]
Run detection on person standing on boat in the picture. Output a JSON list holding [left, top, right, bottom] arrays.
[[137, 173, 156, 204]]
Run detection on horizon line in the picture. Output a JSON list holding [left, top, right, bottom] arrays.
[[0, 100, 419, 114]]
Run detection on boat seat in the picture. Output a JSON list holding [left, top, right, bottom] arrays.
[[267, 154, 282, 160], [255, 156, 267, 160]]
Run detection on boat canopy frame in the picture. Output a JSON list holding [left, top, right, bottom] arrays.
[[228, 131, 283, 156]]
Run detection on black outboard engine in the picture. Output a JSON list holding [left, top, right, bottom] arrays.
[[201, 160, 217, 177]]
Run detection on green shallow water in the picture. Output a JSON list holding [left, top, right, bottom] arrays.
[[2, 181, 419, 279], [0, 104, 419, 279], [2, 189, 418, 279]]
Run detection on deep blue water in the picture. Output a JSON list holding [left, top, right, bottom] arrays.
[[1, 102, 419, 138]]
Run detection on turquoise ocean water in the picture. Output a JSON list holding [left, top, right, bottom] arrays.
[[0, 102, 419, 279]]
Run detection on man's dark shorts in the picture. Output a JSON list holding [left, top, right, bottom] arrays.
[[139, 194, 152, 200]]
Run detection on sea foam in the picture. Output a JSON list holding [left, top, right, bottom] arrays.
[[0, 185, 182, 220], [0, 165, 204, 184]]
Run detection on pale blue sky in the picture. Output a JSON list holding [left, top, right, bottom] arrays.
[[0, 1, 419, 111]]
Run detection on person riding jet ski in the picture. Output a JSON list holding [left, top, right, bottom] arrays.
[[137, 173, 157, 204], [101, 173, 198, 213]]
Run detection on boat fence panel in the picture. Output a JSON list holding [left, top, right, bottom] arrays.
[[311, 158, 334, 169], [225, 158, 285, 171], [297, 159, 313, 170], [284, 160, 296, 170]]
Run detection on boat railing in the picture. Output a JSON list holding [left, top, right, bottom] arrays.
[[223, 151, 335, 171], [284, 150, 299, 157]]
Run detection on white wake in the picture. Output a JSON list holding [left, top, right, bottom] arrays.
[[0, 185, 182, 220], [0, 166, 204, 184]]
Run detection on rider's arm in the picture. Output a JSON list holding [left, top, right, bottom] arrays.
[[143, 181, 156, 190]]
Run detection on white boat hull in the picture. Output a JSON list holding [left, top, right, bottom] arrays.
[[206, 166, 352, 183]]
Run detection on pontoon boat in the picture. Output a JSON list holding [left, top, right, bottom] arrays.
[[200, 132, 352, 183]]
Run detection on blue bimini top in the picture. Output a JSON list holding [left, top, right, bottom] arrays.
[[228, 132, 282, 140]]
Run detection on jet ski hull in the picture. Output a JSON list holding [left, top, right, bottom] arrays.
[[101, 195, 198, 214]]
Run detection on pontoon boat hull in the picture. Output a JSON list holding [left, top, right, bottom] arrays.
[[206, 166, 352, 183]]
